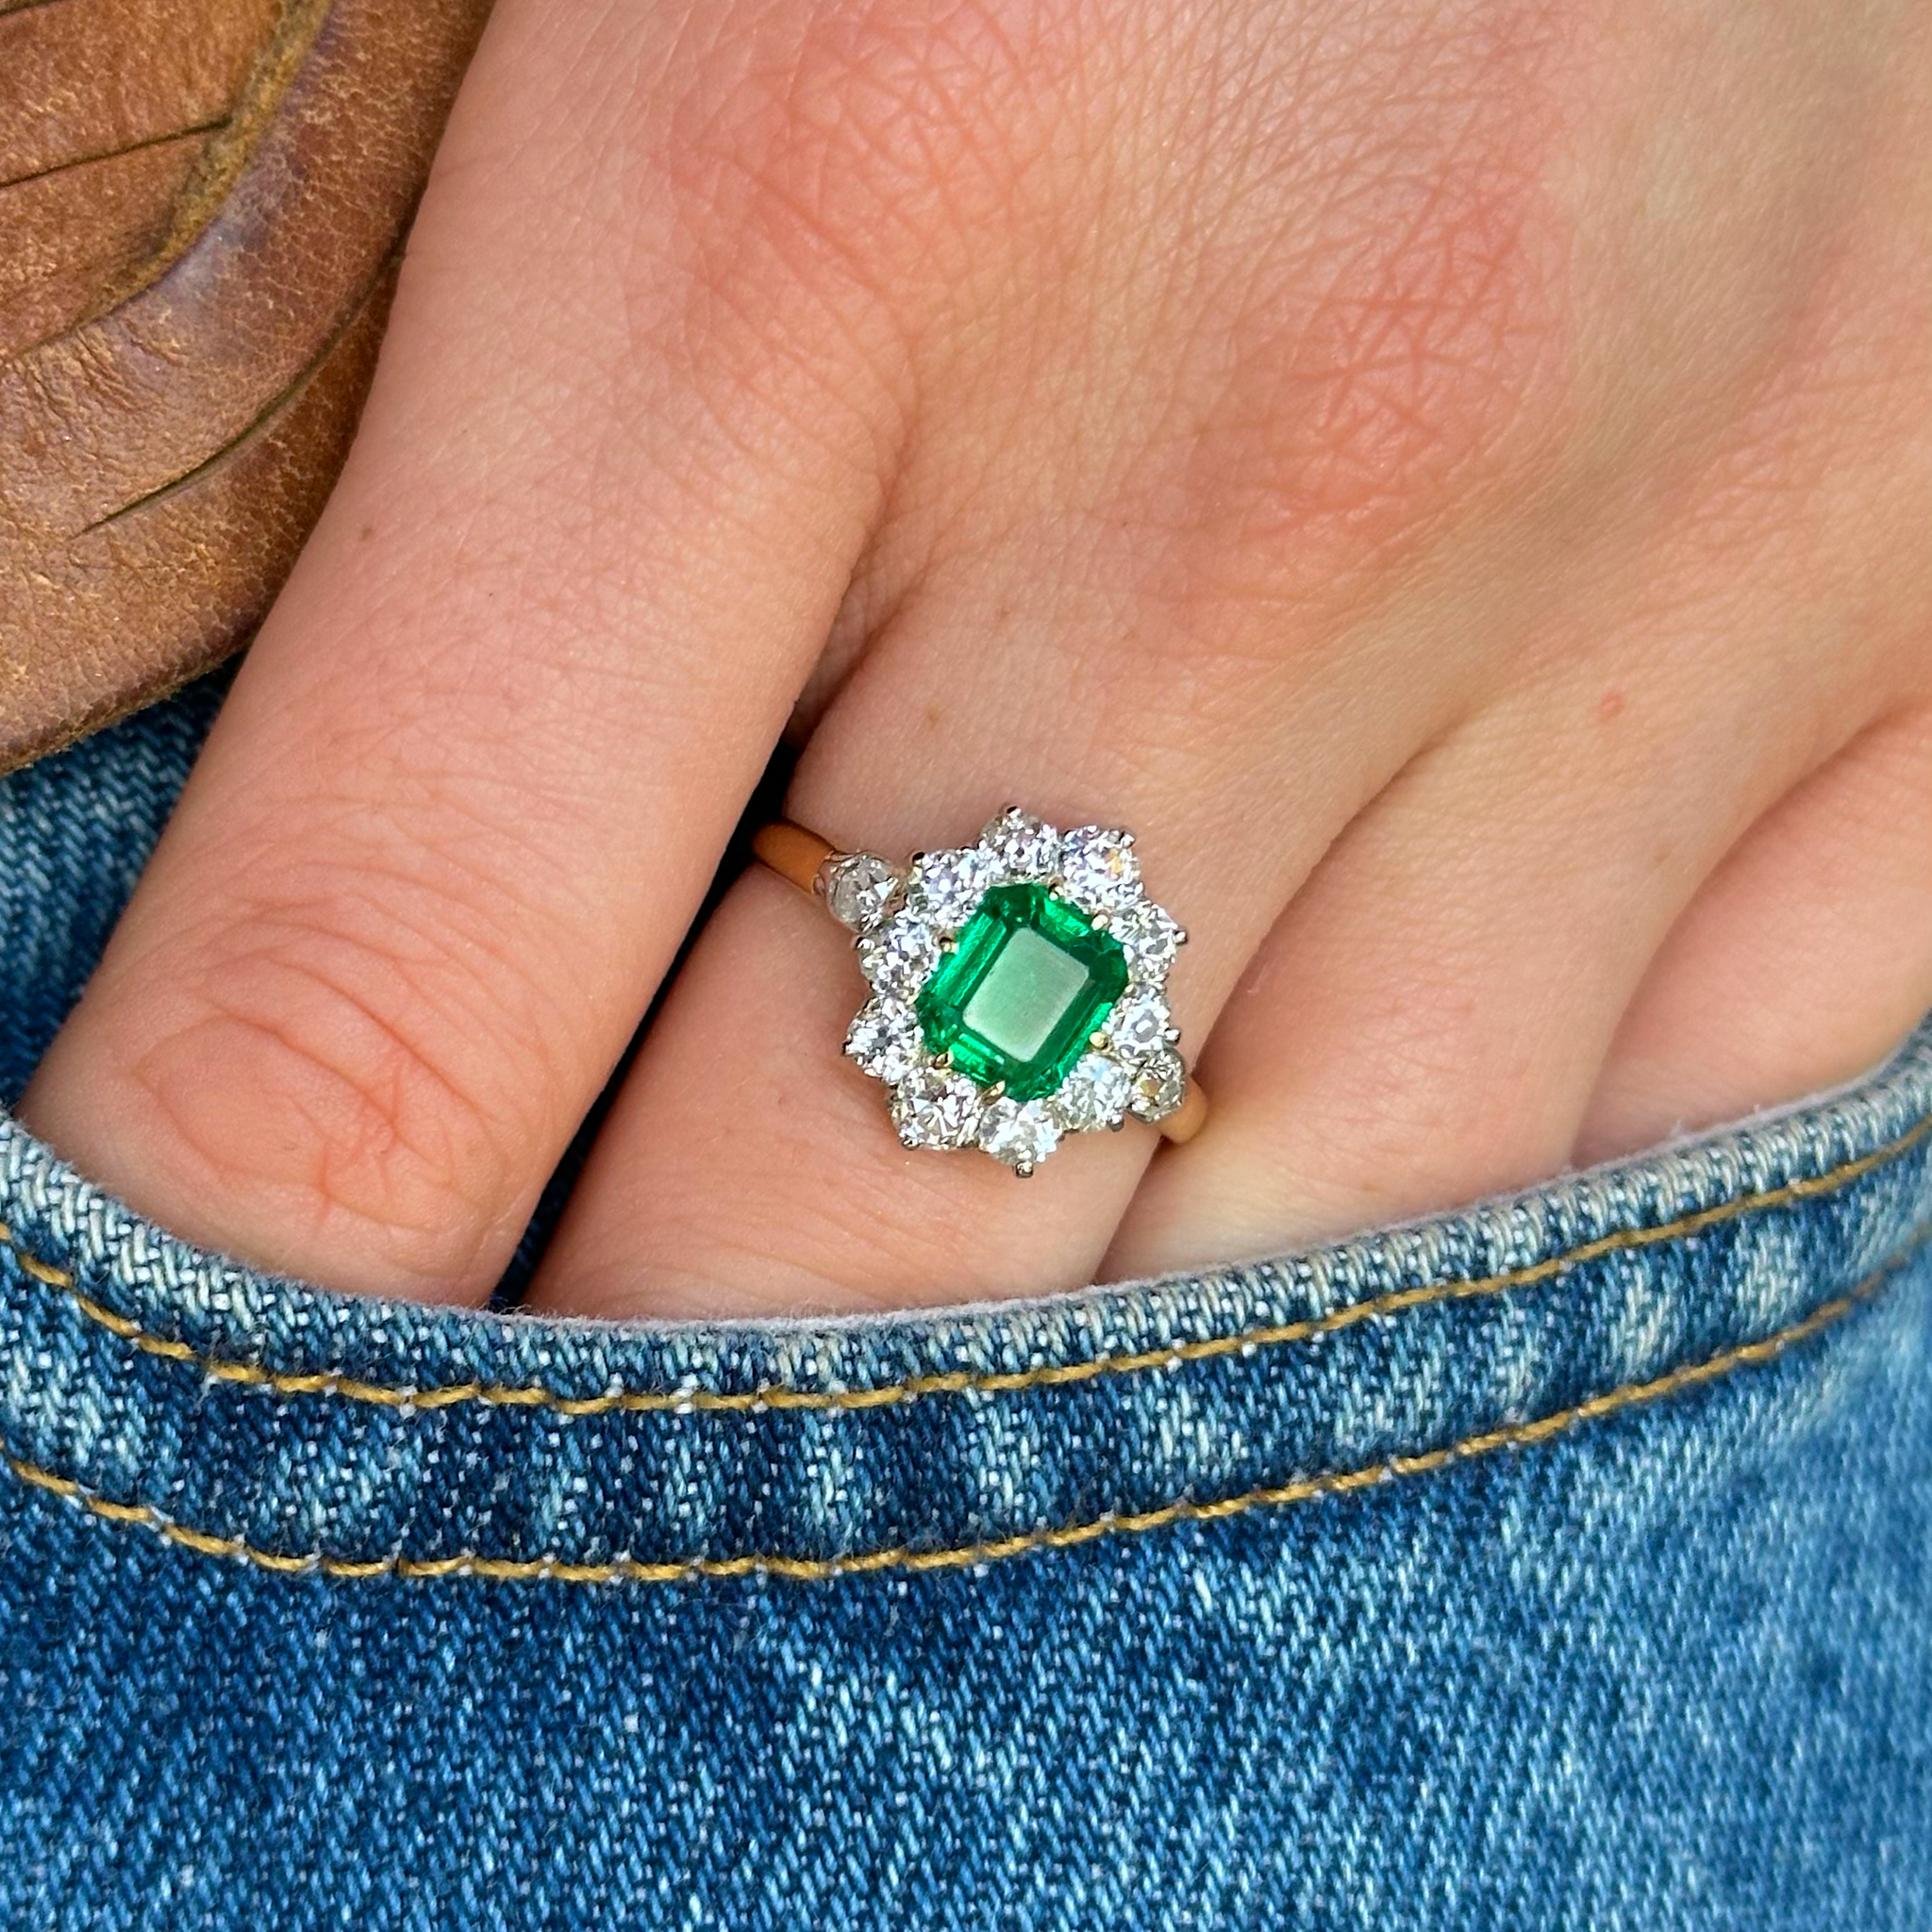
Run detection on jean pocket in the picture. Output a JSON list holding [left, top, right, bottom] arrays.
[[3, 679, 1930, 1928], [2, 1033, 1929, 1930], [1, 1024, 1928, 1586]]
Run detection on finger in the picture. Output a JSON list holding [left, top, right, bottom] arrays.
[[520, 0, 1616, 1320], [1575, 707, 1932, 1162], [522, 536, 1507, 1320], [1099, 665, 1835, 1279], [1105, 145, 1932, 1283], [15, 0, 904, 1300]]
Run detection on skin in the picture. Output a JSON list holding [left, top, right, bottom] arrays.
[[17, 0, 1932, 1319]]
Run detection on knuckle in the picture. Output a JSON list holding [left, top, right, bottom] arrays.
[[1148, 53, 1574, 571], [664, 0, 1048, 294]]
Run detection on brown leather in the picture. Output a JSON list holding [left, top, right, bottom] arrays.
[[0, 0, 494, 773]]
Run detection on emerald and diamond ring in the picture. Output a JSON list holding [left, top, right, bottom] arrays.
[[755, 808, 1205, 1174]]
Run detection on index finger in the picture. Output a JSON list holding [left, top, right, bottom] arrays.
[[18, 0, 908, 1300]]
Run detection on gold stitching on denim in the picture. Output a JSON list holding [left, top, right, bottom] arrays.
[[3, 1234, 1921, 1585], [2, 1108, 1929, 1417], [12, 1114, 1932, 1411]]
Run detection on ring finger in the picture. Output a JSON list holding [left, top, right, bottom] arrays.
[[523, 523, 1485, 1319]]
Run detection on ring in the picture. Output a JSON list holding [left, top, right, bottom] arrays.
[[754, 807, 1208, 1174]]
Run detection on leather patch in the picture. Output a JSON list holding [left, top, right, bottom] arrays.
[[0, 0, 495, 773]]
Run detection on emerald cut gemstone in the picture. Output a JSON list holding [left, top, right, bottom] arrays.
[[915, 883, 1128, 1101]]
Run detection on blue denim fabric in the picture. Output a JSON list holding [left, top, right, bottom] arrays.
[[0, 677, 1928, 1928], [0, 675, 229, 1108]]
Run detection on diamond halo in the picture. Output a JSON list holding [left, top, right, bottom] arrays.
[[826, 808, 1189, 1174]]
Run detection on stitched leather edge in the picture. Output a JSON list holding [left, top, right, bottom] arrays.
[[3, 1108, 1928, 1416], [4, 1229, 1922, 1587]]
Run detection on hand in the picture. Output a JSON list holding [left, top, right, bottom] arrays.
[[20, 0, 1932, 1317]]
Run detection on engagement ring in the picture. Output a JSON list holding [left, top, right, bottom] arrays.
[[754, 808, 1208, 1174]]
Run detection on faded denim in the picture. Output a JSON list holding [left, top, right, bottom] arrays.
[[0, 676, 1928, 1928]]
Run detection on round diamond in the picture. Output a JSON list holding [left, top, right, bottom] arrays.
[[1108, 990, 1174, 1059], [844, 999, 923, 1085], [906, 846, 996, 933], [977, 1096, 1061, 1174], [858, 912, 940, 998], [891, 1068, 983, 1150], [823, 853, 900, 933], [1129, 1048, 1188, 1123], [1114, 900, 1183, 980], [979, 808, 1061, 880], [1058, 826, 1141, 913], [1051, 1052, 1134, 1132]]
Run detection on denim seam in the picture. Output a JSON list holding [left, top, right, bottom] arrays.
[[3, 1106, 1927, 1416], [3, 1224, 1923, 1588]]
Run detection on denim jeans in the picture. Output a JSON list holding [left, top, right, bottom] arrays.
[[1, 678, 1928, 1929]]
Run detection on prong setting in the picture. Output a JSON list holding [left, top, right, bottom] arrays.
[[836, 809, 1189, 1172]]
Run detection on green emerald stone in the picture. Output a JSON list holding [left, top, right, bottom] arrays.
[[915, 883, 1128, 1101]]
